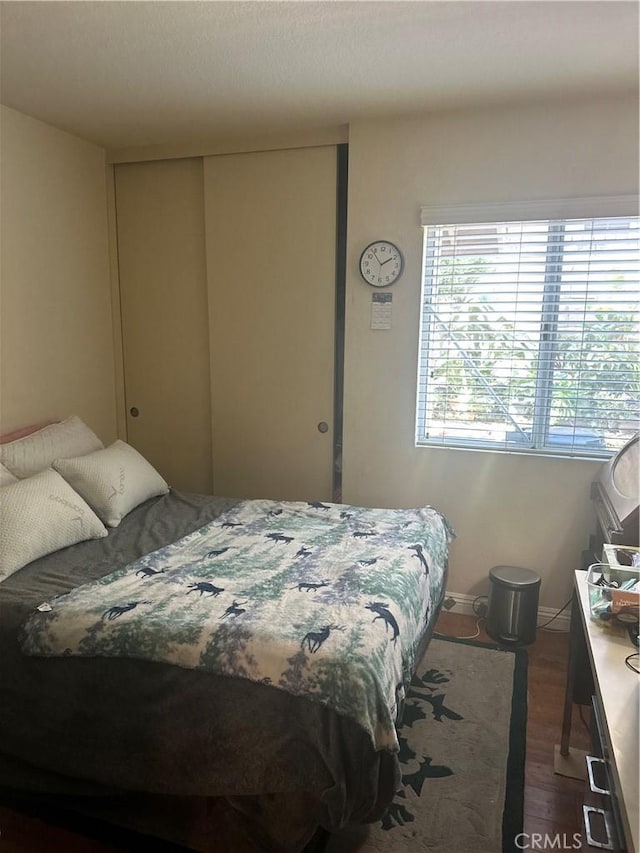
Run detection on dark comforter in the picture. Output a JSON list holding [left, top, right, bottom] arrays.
[[0, 490, 449, 850]]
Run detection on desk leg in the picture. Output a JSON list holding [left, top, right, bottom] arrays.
[[554, 586, 592, 779], [560, 589, 582, 756]]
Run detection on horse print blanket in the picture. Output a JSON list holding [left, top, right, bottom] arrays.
[[20, 499, 453, 752]]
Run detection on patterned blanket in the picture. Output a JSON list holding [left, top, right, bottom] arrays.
[[20, 499, 453, 751]]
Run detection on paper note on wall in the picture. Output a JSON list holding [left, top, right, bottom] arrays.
[[371, 292, 392, 330]]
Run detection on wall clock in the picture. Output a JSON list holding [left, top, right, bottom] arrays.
[[359, 240, 404, 287]]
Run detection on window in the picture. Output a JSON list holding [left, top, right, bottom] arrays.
[[417, 199, 640, 458]]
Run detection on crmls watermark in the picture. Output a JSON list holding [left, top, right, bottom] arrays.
[[515, 833, 582, 850]]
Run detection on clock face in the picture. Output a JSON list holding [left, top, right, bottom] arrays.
[[359, 241, 404, 287]]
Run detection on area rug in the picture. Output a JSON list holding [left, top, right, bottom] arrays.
[[374, 636, 527, 852], [327, 636, 528, 853]]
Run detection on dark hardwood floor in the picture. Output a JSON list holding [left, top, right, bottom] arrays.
[[0, 611, 590, 852], [435, 610, 591, 847]]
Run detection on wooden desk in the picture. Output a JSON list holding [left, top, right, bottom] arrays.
[[560, 571, 639, 853]]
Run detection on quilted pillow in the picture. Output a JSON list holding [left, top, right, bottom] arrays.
[[0, 462, 18, 486], [0, 469, 108, 582], [53, 440, 169, 528], [0, 416, 103, 479]]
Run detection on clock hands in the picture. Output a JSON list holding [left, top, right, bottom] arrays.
[[374, 251, 395, 266]]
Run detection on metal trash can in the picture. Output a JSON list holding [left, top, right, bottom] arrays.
[[486, 565, 541, 646]]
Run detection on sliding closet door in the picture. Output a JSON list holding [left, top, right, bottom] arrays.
[[204, 146, 336, 501], [114, 158, 212, 493]]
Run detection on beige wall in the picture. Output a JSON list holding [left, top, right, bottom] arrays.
[[0, 105, 116, 443], [343, 93, 639, 608]]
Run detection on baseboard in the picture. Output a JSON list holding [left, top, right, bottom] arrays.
[[444, 590, 571, 631], [443, 591, 482, 617], [535, 602, 571, 631]]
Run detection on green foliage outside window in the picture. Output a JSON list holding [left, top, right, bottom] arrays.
[[425, 257, 639, 439]]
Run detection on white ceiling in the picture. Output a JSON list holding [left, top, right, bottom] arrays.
[[1, 0, 638, 151]]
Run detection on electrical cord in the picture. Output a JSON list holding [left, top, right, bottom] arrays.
[[471, 593, 570, 632], [435, 593, 573, 641], [537, 597, 572, 631], [433, 618, 483, 641], [578, 704, 591, 736], [433, 595, 487, 640], [625, 652, 640, 674], [472, 595, 488, 618]]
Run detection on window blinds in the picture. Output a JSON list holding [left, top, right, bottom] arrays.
[[416, 211, 640, 457]]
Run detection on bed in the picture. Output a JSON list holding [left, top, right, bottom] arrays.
[[0, 420, 453, 851]]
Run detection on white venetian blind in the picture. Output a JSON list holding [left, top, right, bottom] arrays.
[[416, 203, 640, 457]]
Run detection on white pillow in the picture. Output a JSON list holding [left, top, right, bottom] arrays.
[[0, 416, 103, 478], [0, 469, 108, 582], [53, 440, 169, 528], [0, 462, 18, 486]]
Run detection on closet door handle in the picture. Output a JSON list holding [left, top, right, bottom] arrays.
[[129, 407, 140, 418], [317, 421, 329, 434]]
